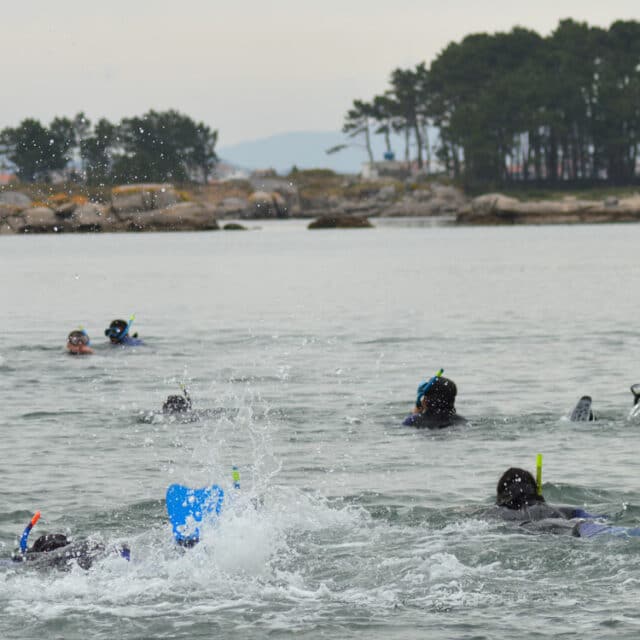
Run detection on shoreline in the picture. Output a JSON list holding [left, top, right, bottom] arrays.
[[2, 180, 640, 234]]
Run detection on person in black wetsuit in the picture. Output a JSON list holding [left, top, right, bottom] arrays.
[[105, 319, 144, 346], [486, 467, 605, 536], [163, 392, 192, 415], [11, 533, 130, 570], [402, 375, 466, 428]]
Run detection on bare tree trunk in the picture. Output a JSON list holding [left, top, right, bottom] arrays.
[[364, 125, 374, 164], [404, 126, 410, 166], [413, 121, 423, 169], [422, 123, 431, 174]]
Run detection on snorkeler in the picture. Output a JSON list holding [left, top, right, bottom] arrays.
[[66, 329, 93, 355], [402, 370, 466, 428], [488, 467, 640, 539], [493, 467, 578, 522], [104, 315, 144, 346], [8, 512, 129, 570], [163, 387, 192, 415]]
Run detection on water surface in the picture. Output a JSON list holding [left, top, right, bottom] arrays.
[[1, 220, 640, 639]]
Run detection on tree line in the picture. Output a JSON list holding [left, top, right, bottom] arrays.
[[341, 19, 640, 188], [0, 110, 218, 184]]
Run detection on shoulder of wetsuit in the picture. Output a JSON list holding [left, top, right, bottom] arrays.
[[520, 517, 578, 535], [22, 539, 107, 570], [409, 412, 460, 429], [526, 503, 572, 521]]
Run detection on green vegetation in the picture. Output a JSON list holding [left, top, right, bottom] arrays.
[[341, 19, 640, 190], [0, 110, 218, 185]]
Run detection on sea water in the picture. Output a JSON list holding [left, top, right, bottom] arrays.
[[1, 220, 640, 639]]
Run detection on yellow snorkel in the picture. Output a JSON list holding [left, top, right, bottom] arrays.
[[536, 454, 543, 496]]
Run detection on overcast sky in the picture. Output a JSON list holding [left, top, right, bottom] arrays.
[[1, 0, 638, 145]]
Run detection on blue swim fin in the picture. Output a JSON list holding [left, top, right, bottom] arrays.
[[165, 483, 225, 545], [576, 521, 640, 538]]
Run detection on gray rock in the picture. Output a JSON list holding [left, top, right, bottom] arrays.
[[111, 184, 179, 213], [308, 214, 373, 229], [219, 197, 250, 216], [459, 192, 640, 225], [248, 191, 287, 218], [0, 191, 32, 209], [122, 202, 219, 232], [381, 198, 453, 217], [431, 184, 465, 202], [223, 223, 247, 231], [72, 203, 109, 231], [54, 201, 77, 217], [377, 185, 397, 201], [21, 207, 60, 232], [411, 188, 433, 202]]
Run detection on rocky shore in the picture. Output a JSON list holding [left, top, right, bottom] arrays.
[[0, 185, 219, 234], [457, 193, 640, 225], [2, 176, 640, 234]]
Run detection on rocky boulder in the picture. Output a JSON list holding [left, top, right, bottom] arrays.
[[308, 214, 373, 229], [20, 207, 61, 233], [54, 201, 77, 218], [223, 222, 248, 231], [111, 184, 180, 213], [71, 203, 111, 232], [121, 202, 219, 232], [248, 191, 287, 218], [459, 192, 640, 225], [0, 191, 32, 209], [218, 197, 250, 217]]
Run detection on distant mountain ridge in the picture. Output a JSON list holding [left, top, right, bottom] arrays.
[[218, 130, 408, 175]]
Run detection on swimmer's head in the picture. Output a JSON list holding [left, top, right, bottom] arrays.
[[496, 467, 544, 509], [105, 319, 127, 343], [29, 533, 70, 553], [67, 329, 93, 354], [163, 395, 192, 414], [67, 330, 90, 347], [418, 376, 457, 414]]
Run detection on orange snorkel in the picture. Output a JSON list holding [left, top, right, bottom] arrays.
[[19, 511, 41, 554]]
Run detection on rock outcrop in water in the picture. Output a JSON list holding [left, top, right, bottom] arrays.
[[308, 214, 373, 229], [457, 193, 640, 225]]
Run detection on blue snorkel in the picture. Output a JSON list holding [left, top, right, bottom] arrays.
[[106, 314, 135, 343], [118, 313, 136, 342], [416, 368, 444, 408], [80, 327, 91, 346], [19, 511, 41, 555]]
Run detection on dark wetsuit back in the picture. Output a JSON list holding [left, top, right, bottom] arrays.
[[403, 412, 467, 429]]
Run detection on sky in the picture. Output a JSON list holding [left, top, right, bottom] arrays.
[[1, 0, 639, 146]]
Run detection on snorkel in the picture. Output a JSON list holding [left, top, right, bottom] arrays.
[[179, 383, 191, 407], [79, 326, 91, 346], [19, 511, 41, 555], [232, 465, 241, 489], [120, 314, 135, 341], [105, 314, 135, 343], [416, 368, 444, 408], [536, 454, 543, 496]]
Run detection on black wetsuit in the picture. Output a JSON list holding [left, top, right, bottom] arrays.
[[403, 411, 467, 429], [485, 503, 598, 536], [10, 539, 128, 570]]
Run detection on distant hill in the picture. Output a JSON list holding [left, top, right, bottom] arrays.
[[218, 130, 410, 175]]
